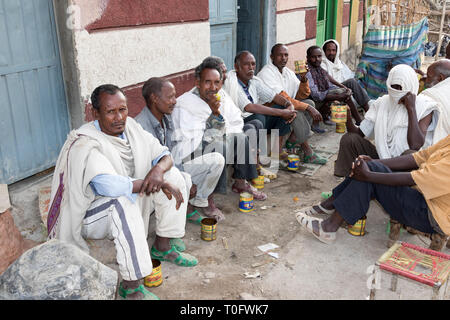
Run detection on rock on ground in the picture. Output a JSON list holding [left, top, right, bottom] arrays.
[[0, 239, 118, 300]]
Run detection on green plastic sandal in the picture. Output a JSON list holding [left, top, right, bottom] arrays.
[[304, 153, 327, 165], [118, 283, 160, 300], [186, 210, 204, 226], [150, 246, 198, 267], [169, 238, 186, 252]]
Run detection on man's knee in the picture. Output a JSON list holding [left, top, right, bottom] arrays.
[[367, 161, 391, 173], [340, 132, 363, 148], [204, 152, 225, 170], [301, 99, 315, 109]]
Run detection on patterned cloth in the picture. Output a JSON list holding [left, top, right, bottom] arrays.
[[355, 18, 429, 99]]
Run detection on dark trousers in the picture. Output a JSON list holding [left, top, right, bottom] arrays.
[[202, 132, 259, 194], [332, 161, 436, 234], [244, 105, 291, 137]]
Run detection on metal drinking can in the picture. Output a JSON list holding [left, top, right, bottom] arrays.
[[239, 192, 254, 213]]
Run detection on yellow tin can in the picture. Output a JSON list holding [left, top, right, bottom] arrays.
[[348, 216, 367, 236], [336, 123, 346, 133], [201, 218, 217, 241], [287, 154, 300, 171], [251, 175, 264, 189], [239, 192, 254, 213], [144, 259, 163, 287], [331, 104, 347, 123]]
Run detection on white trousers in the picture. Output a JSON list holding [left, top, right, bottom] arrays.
[[181, 152, 224, 207], [81, 167, 188, 281]]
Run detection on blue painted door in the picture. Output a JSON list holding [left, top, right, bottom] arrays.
[[0, 0, 70, 184], [236, 0, 263, 71], [209, 0, 238, 70]]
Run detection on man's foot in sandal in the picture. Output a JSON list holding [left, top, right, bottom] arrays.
[[186, 209, 205, 225], [232, 181, 267, 201], [304, 152, 327, 165], [151, 245, 198, 267], [297, 205, 334, 216], [295, 212, 336, 244], [118, 282, 160, 300]]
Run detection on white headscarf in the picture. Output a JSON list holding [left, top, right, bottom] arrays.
[[321, 39, 354, 83], [364, 64, 438, 158]]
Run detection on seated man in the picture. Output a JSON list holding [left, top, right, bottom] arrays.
[[295, 134, 450, 245], [419, 59, 450, 144], [135, 77, 225, 222], [47, 84, 197, 301], [334, 64, 439, 177], [222, 50, 300, 164], [172, 58, 268, 201], [257, 44, 328, 165], [321, 39, 371, 112], [306, 45, 365, 125]]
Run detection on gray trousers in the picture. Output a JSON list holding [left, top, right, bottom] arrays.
[[342, 78, 370, 108], [290, 99, 314, 145]]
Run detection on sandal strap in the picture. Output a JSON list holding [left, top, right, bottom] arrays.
[[151, 245, 176, 258], [186, 210, 199, 219]]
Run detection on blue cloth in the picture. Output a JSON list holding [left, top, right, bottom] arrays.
[[355, 18, 429, 99], [238, 78, 255, 103], [89, 120, 170, 202], [332, 161, 435, 234]]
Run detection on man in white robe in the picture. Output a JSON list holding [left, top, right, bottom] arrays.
[[48, 84, 197, 300], [334, 65, 438, 177]]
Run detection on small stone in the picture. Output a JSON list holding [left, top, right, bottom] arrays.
[[204, 272, 216, 279]]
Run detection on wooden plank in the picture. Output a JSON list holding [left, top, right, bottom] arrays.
[[335, 0, 344, 48], [349, 0, 360, 45]]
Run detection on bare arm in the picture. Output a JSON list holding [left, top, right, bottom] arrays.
[[350, 158, 416, 186], [400, 92, 432, 151]]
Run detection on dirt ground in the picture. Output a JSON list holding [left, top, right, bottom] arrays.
[[8, 121, 450, 301]]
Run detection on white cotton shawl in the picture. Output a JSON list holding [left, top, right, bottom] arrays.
[[47, 117, 167, 252], [364, 64, 438, 159], [257, 60, 300, 98], [419, 76, 450, 144], [321, 39, 355, 83], [171, 88, 244, 162]]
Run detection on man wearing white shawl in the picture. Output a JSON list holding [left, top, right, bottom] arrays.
[[321, 39, 370, 113], [420, 59, 450, 144], [334, 64, 438, 177], [258, 44, 327, 165], [47, 84, 197, 300], [135, 77, 225, 223], [172, 58, 268, 201]]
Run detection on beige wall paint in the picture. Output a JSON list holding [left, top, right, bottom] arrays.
[[277, 0, 316, 11], [276, 10, 306, 45], [73, 22, 210, 98]]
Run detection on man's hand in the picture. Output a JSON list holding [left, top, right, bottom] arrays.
[[356, 155, 375, 163], [307, 105, 323, 122], [189, 184, 197, 200], [349, 159, 372, 182], [207, 94, 221, 116], [280, 108, 297, 124], [399, 92, 416, 110], [140, 165, 165, 195], [161, 182, 184, 210], [299, 65, 309, 82]]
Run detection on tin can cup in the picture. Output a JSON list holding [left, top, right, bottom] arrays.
[[251, 175, 264, 189], [331, 104, 347, 123], [348, 217, 367, 236], [294, 60, 307, 74], [239, 192, 254, 213], [144, 259, 163, 287], [287, 154, 300, 171], [336, 123, 346, 133], [201, 218, 217, 241]]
